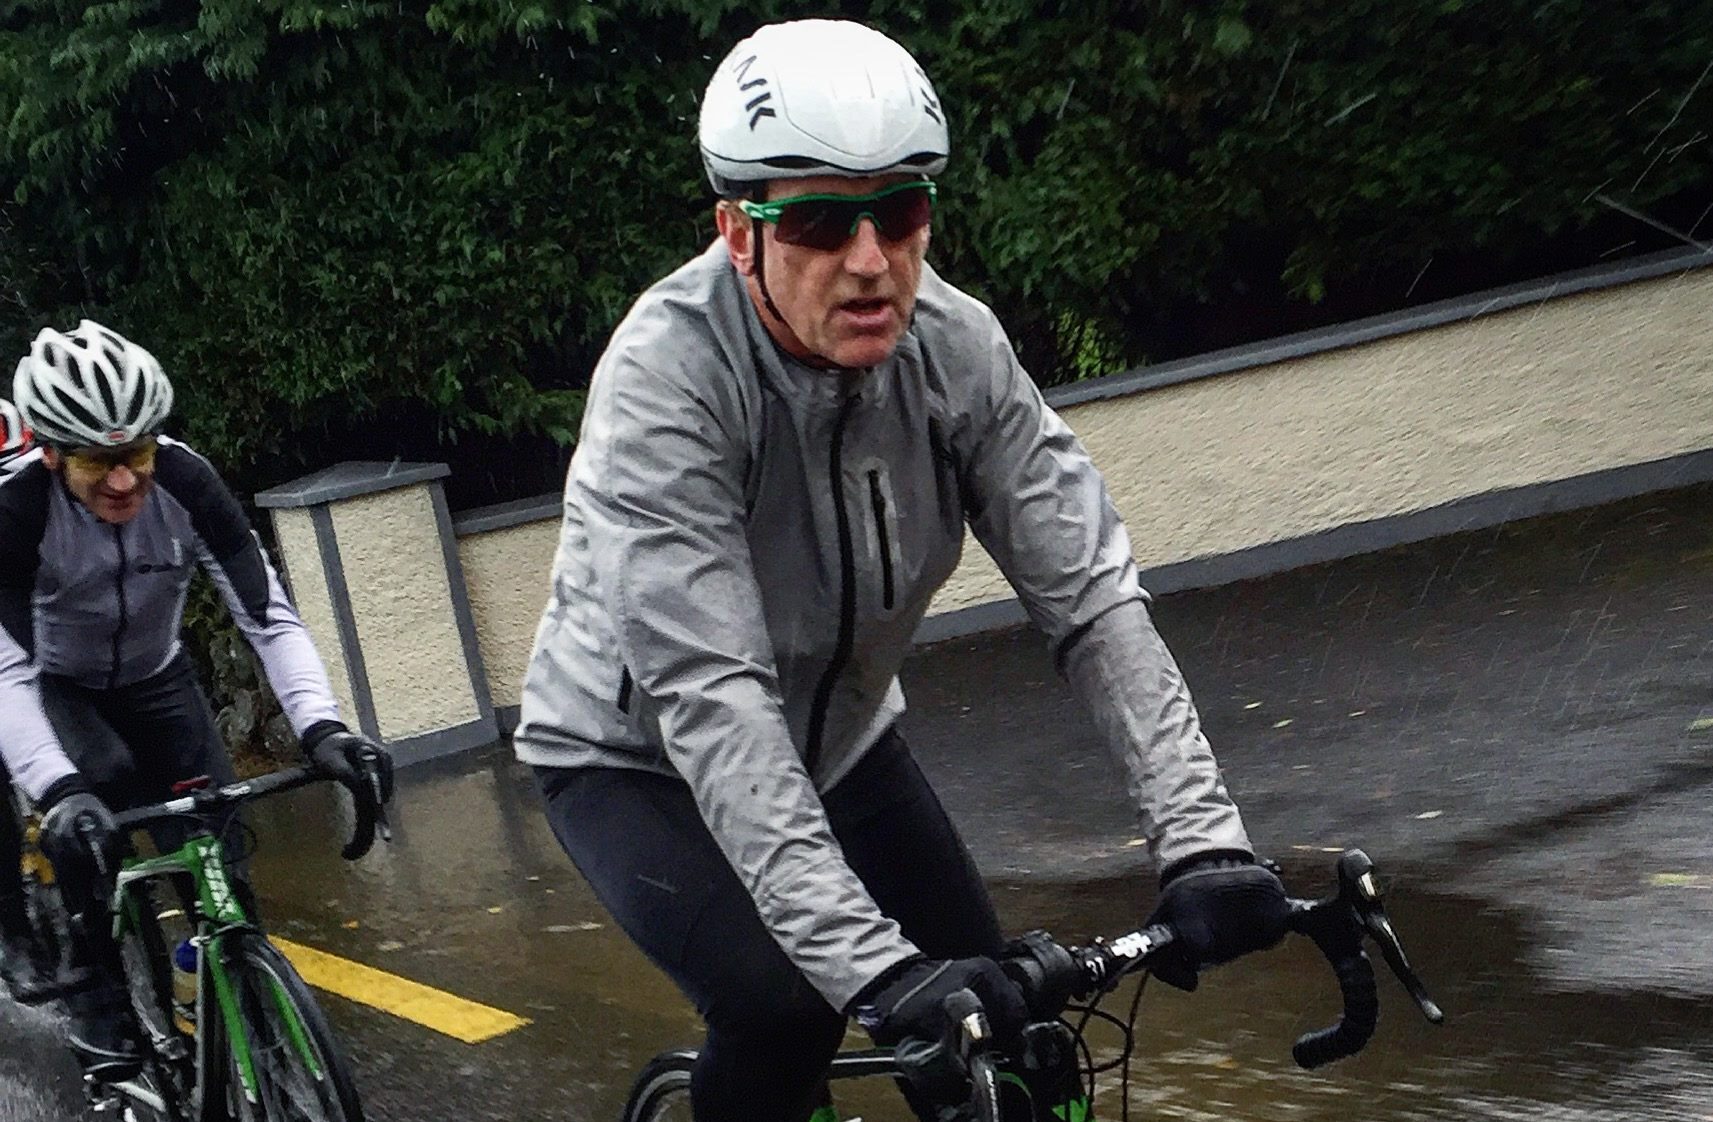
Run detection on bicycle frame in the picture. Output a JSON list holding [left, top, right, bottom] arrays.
[[111, 830, 326, 1107]]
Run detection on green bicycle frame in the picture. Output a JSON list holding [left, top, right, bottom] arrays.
[[112, 832, 325, 1103], [996, 1069, 1092, 1122]]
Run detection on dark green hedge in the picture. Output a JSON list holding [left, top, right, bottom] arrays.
[[3, 0, 1709, 500]]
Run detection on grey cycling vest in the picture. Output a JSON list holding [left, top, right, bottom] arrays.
[[0, 438, 341, 800]]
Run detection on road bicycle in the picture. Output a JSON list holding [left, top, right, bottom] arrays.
[[26, 764, 388, 1122], [622, 849, 1443, 1122]]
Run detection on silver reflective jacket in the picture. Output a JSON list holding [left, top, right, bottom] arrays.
[[516, 243, 1251, 1007]]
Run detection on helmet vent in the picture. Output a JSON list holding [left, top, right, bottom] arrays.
[[56, 390, 106, 438]]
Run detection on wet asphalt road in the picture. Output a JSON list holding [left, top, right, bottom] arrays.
[[6, 481, 1713, 1120]]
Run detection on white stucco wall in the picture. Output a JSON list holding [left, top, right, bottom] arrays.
[[328, 486, 481, 740], [458, 519, 559, 712], [929, 266, 1713, 614]]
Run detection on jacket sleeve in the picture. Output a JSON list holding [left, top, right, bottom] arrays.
[[573, 345, 918, 1010], [160, 442, 343, 737], [1058, 600, 1252, 869], [0, 470, 80, 801], [953, 311, 1251, 868]]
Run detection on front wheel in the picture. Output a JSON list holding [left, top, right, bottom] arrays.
[[619, 1054, 854, 1122], [112, 882, 192, 1121], [620, 1050, 696, 1122], [210, 934, 364, 1122]]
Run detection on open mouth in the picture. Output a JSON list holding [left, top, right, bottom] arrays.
[[839, 297, 893, 318]]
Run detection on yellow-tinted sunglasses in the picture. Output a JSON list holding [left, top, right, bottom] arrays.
[[62, 437, 159, 480]]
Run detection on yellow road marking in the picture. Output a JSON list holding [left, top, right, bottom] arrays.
[[272, 937, 531, 1044], [1650, 872, 1713, 889]]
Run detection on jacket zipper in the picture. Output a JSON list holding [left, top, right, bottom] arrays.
[[616, 666, 633, 714], [868, 470, 895, 611], [109, 525, 128, 688], [805, 390, 860, 778]]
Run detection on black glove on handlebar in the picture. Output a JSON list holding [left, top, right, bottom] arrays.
[[301, 721, 395, 804], [848, 955, 1029, 1047], [36, 777, 121, 916], [1145, 850, 1290, 991]]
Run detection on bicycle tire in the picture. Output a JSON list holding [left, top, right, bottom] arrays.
[[620, 1050, 697, 1122], [113, 882, 193, 1122], [619, 1049, 898, 1122], [212, 933, 365, 1122], [18, 853, 88, 1001]]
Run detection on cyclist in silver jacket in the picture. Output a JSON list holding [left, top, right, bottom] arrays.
[[0, 322, 390, 1090], [518, 20, 1290, 1121]]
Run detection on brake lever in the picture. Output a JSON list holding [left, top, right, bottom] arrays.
[[76, 818, 112, 881], [366, 768, 393, 844], [355, 748, 393, 844], [1336, 850, 1444, 1025], [944, 990, 1001, 1122]]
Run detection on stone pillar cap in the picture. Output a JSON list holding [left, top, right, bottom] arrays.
[[256, 462, 450, 509]]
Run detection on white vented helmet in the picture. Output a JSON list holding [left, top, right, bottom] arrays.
[[0, 398, 30, 465], [698, 20, 949, 197], [13, 320, 173, 447]]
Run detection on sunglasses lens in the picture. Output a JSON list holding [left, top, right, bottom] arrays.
[[872, 188, 935, 240], [772, 186, 935, 251], [66, 440, 157, 476], [775, 202, 858, 251]]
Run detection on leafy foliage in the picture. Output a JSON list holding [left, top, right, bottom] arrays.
[[1, 0, 1709, 497], [180, 572, 294, 772]]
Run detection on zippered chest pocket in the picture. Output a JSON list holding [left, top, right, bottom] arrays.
[[864, 465, 902, 614], [870, 472, 897, 613]]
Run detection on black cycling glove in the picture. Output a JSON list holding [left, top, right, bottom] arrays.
[[849, 955, 1029, 1047], [1145, 850, 1290, 991], [35, 777, 121, 916], [301, 720, 395, 804]]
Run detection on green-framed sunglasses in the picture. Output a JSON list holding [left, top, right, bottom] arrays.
[[739, 180, 938, 251]]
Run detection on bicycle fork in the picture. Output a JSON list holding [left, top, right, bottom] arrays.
[[113, 834, 327, 1109]]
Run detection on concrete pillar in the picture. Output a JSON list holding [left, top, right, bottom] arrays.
[[256, 463, 497, 766]]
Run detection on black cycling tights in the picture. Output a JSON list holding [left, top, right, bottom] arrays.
[[35, 652, 239, 820], [538, 729, 1005, 1122], [29, 653, 245, 1024]]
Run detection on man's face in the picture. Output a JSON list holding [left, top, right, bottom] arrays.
[[717, 173, 932, 369], [44, 438, 158, 524]]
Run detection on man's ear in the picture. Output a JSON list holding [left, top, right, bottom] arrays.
[[40, 446, 60, 471], [715, 200, 757, 277]]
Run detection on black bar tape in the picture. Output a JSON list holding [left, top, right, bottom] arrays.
[[1292, 950, 1379, 1069]]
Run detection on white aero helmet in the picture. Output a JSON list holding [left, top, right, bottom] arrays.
[[0, 398, 30, 464], [13, 319, 173, 447], [699, 20, 949, 197]]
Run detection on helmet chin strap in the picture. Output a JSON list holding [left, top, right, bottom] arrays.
[[752, 224, 788, 328]]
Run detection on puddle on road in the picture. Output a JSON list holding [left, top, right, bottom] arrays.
[[986, 867, 1713, 1122], [245, 764, 1713, 1122]]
